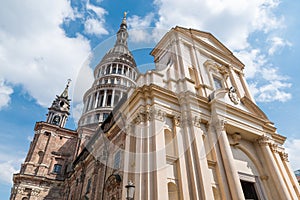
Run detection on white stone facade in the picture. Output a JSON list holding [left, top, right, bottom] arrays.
[[11, 20, 300, 200]]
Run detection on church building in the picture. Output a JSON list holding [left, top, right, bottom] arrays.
[[10, 13, 300, 200]]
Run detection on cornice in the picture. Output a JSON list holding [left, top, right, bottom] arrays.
[[34, 122, 77, 136]]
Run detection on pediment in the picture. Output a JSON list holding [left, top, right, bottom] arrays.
[[240, 96, 269, 121], [173, 26, 244, 66]]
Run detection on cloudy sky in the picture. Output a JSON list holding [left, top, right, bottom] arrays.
[[1, 0, 300, 198]]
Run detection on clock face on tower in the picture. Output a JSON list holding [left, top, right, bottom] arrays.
[[52, 115, 61, 125]]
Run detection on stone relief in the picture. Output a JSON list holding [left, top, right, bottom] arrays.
[[228, 86, 240, 105]]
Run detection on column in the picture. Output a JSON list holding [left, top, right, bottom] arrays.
[[102, 90, 107, 107], [111, 89, 115, 107], [192, 118, 215, 199], [257, 136, 291, 199], [280, 152, 300, 198], [152, 113, 168, 200], [239, 72, 254, 102], [174, 116, 191, 200], [271, 145, 298, 199], [109, 64, 112, 74], [213, 119, 245, 200], [94, 92, 99, 109], [121, 64, 124, 75], [228, 66, 241, 97]]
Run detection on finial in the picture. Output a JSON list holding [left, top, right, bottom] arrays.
[[67, 78, 71, 88], [60, 79, 71, 98], [121, 11, 128, 27]]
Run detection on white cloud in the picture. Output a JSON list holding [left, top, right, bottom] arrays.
[[285, 139, 300, 171], [235, 49, 266, 79], [84, 1, 108, 36], [268, 36, 292, 55], [0, 0, 91, 107], [0, 160, 20, 185], [86, 1, 107, 18], [72, 102, 84, 125], [254, 81, 292, 102], [0, 147, 25, 185], [127, 13, 155, 43], [84, 18, 109, 35], [0, 79, 13, 110]]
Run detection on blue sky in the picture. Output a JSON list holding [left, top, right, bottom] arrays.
[[1, 0, 300, 198]]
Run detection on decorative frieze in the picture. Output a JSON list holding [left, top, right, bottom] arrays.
[[31, 188, 41, 197], [16, 187, 26, 195], [132, 105, 166, 124]]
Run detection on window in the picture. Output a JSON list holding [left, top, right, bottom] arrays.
[[114, 151, 121, 169], [117, 68, 122, 74], [53, 164, 62, 174], [86, 178, 92, 194], [106, 65, 111, 74], [98, 94, 104, 108], [52, 115, 61, 125], [240, 180, 259, 200], [106, 95, 112, 107], [213, 76, 222, 90], [103, 113, 109, 121]]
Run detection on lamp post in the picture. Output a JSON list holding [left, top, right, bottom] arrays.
[[125, 180, 135, 200]]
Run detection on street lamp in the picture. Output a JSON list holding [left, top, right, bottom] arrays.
[[125, 180, 135, 200]]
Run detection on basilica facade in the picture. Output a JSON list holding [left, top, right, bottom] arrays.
[[10, 14, 300, 200]]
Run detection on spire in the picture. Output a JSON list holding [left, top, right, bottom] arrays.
[[120, 12, 127, 29], [114, 12, 129, 48], [60, 79, 71, 98], [46, 79, 71, 128]]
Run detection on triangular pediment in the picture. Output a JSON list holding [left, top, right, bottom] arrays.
[[173, 26, 244, 67], [240, 96, 269, 121]]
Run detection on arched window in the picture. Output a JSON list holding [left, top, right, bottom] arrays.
[[168, 182, 178, 200]]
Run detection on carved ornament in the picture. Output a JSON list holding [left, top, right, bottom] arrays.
[[257, 135, 271, 146], [228, 86, 240, 105]]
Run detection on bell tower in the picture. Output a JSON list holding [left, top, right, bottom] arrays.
[[46, 79, 71, 128], [10, 79, 78, 200]]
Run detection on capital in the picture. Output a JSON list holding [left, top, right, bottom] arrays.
[[257, 135, 271, 146], [280, 152, 289, 162]]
